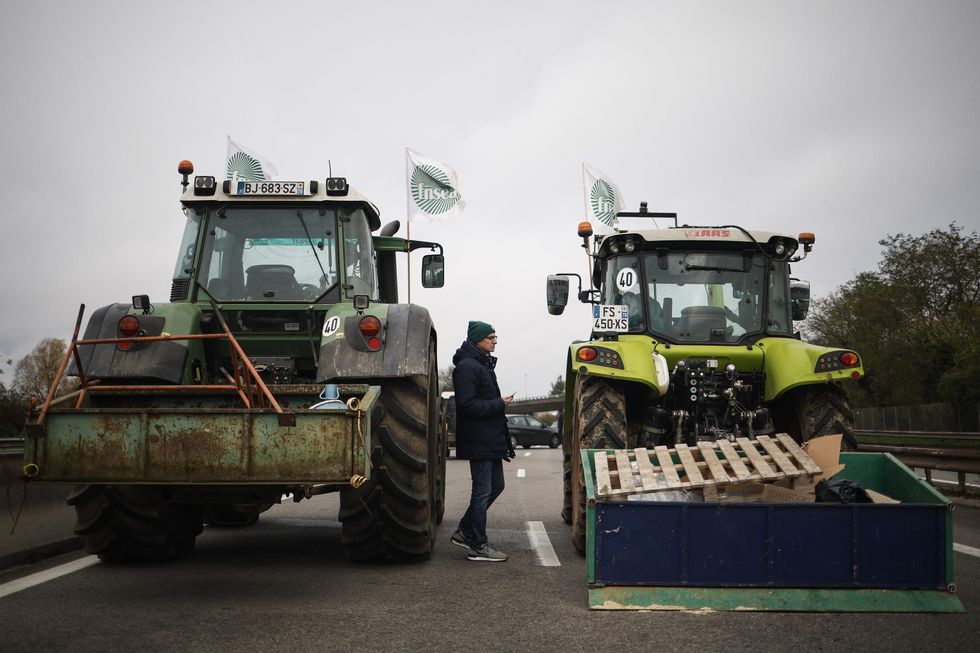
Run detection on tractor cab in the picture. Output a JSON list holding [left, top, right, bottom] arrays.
[[548, 209, 814, 346]]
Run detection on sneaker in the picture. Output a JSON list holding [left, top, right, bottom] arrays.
[[467, 544, 508, 562], [450, 529, 472, 551]]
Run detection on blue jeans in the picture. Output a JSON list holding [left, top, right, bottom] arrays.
[[457, 458, 505, 548]]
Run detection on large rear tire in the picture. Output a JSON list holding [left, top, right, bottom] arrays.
[[68, 485, 203, 562], [339, 343, 441, 561], [569, 376, 627, 555], [776, 383, 858, 451]]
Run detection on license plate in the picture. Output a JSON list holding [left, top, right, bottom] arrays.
[[234, 180, 307, 196], [593, 304, 629, 332]]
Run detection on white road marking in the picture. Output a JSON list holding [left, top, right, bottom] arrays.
[[527, 521, 560, 566], [523, 452, 532, 457], [517, 468, 526, 478], [0, 556, 100, 599], [954, 543, 980, 559]]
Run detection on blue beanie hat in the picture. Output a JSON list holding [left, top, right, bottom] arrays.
[[467, 320, 495, 342]]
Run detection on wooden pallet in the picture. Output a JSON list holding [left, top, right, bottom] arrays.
[[592, 434, 823, 500]]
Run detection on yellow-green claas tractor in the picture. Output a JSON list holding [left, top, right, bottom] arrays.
[[546, 204, 864, 553]]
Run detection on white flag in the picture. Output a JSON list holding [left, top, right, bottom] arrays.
[[406, 148, 465, 222], [226, 136, 279, 181], [583, 163, 626, 231]]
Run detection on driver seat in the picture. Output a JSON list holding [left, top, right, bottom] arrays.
[[245, 264, 299, 300], [677, 306, 727, 340]]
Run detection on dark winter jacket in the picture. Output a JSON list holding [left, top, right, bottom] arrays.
[[452, 340, 509, 460]]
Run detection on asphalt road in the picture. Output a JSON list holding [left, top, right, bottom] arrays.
[[2, 448, 979, 652]]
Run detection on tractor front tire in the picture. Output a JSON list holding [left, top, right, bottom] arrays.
[[569, 376, 628, 555], [68, 485, 203, 562]]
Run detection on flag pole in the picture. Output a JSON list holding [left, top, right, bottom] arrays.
[[406, 150, 412, 304]]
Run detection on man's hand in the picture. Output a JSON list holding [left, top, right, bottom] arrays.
[[503, 393, 515, 407], [504, 445, 516, 462]]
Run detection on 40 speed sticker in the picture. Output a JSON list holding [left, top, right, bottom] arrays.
[[322, 315, 342, 337], [593, 304, 629, 332]]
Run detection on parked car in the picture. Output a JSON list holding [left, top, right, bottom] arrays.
[[506, 414, 561, 449], [440, 392, 456, 455]]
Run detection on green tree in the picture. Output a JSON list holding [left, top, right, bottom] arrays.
[[805, 223, 980, 406], [549, 375, 565, 397], [0, 357, 27, 436]]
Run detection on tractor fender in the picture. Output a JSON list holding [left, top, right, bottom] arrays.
[[317, 304, 435, 381], [71, 303, 203, 384], [562, 337, 670, 423], [757, 337, 864, 401]]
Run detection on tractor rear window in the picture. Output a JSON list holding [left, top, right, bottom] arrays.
[[197, 207, 339, 302]]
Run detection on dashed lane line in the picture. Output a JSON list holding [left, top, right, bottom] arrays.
[[0, 556, 100, 599], [954, 543, 980, 559], [517, 468, 526, 478], [523, 452, 532, 457], [527, 521, 560, 566]]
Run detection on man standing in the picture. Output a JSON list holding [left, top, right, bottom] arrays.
[[450, 320, 515, 562]]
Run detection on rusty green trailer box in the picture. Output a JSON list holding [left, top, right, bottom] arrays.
[[584, 450, 963, 612], [23, 385, 378, 485]]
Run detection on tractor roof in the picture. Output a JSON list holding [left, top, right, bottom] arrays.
[[597, 226, 801, 256], [179, 176, 382, 230]]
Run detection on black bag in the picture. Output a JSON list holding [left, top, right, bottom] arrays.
[[815, 478, 873, 504]]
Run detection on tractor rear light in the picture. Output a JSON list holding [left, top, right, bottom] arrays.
[[119, 316, 140, 337], [577, 347, 598, 362], [815, 350, 860, 372], [118, 315, 140, 351], [851, 371, 861, 380], [798, 232, 815, 246], [359, 316, 381, 337], [367, 337, 382, 351]]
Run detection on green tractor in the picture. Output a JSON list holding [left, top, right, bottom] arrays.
[[22, 161, 447, 562], [547, 204, 864, 553]]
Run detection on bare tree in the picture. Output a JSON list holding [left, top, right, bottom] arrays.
[[439, 366, 455, 393]]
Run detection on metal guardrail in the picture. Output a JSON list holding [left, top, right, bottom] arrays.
[[854, 429, 980, 494], [507, 395, 563, 414], [0, 437, 24, 457]]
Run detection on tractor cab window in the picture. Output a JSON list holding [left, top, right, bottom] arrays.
[[198, 207, 339, 302], [600, 255, 645, 331], [642, 251, 767, 343], [342, 208, 378, 300], [767, 261, 793, 335], [172, 209, 202, 282]]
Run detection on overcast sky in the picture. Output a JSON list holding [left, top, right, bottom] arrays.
[[1, 0, 978, 397]]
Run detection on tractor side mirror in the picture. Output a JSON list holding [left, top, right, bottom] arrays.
[[547, 275, 569, 315], [790, 279, 811, 320], [421, 254, 444, 288]]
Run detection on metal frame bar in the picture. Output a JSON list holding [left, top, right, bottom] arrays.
[[30, 303, 293, 434]]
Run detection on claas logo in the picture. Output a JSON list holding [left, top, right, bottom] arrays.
[[686, 229, 731, 238]]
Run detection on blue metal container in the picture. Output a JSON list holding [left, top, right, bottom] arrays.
[[585, 451, 962, 611]]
